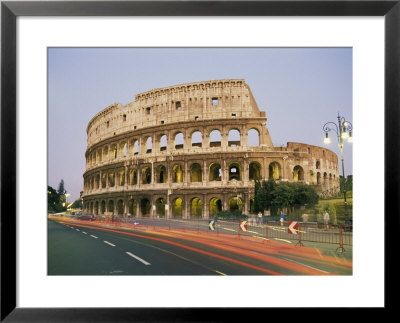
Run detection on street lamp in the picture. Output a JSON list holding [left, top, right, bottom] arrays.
[[322, 113, 352, 228]]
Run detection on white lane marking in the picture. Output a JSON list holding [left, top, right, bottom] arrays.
[[126, 252, 151, 265], [76, 229, 80, 231], [90, 235, 98, 239], [223, 227, 236, 232], [104, 241, 116, 247], [274, 238, 292, 244], [281, 257, 330, 274], [82, 232, 87, 235], [215, 270, 227, 276]]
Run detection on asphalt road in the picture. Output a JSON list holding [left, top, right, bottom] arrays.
[[48, 219, 352, 275]]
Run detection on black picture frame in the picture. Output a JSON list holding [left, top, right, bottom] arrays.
[[1, 1, 398, 321]]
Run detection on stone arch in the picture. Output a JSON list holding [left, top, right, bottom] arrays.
[[128, 199, 137, 216], [94, 201, 99, 215], [190, 163, 202, 182], [100, 200, 106, 214], [191, 197, 202, 218], [269, 162, 281, 180], [97, 149, 102, 163], [119, 141, 127, 157], [249, 161, 262, 181], [140, 198, 151, 216], [117, 199, 124, 215], [111, 144, 117, 159], [209, 197, 222, 216], [310, 170, 316, 184], [209, 162, 222, 181], [159, 134, 167, 151], [141, 166, 152, 184], [191, 131, 202, 147], [108, 171, 115, 187], [175, 132, 184, 149], [228, 161, 241, 181], [103, 146, 109, 160], [146, 136, 152, 153], [95, 173, 100, 189], [209, 129, 221, 147], [101, 173, 107, 188], [317, 172, 321, 184], [173, 164, 184, 183], [118, 169, 125, 186], [129, 167, 138, 185], [155, 197, 166, 217], [107, 200, 114, 213], [316, 160, 321, 169], [248, 128, 260, 146], [293, 165, 304, 181], [133, 139, 139, 155], [156, 164, 167, 183], [172, 197, 183, 218], [229, 196, 243, 212], [228, 129, 241, 147]]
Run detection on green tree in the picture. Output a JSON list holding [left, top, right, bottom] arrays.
[[48, 185, 63, 213], [70, 199, 82, 209]]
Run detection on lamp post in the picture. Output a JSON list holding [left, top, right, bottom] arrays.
[[322, 113, 352, 228]]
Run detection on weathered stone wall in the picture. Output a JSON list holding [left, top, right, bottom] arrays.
[[82, 79, 340, 218]]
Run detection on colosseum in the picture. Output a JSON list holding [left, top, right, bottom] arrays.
[[82, 79, 340, 219]]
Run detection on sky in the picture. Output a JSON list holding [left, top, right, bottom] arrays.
[[48, 48, 353, 202]]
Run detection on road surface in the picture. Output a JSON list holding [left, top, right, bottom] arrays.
[[48, 219, 352, 275]]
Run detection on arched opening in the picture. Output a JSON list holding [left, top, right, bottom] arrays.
[[317, 172, 321, 184], [117, 199, 124, 215], [175, 132, 184, 149], [111, 144, 117, 159], [94, 201, 99, 215], [129, 168, 137, 185], [156, 165, 167, 183], [120, 141, 127, 157], [316, 160, 321, 169], [249, 162, 262, 181], [100, 200, 106, 214], [173, 164, 183, 183], [133, 140, 139, 155], [140, 198, 151, 217], [159, 134, 167, 151], [108, 171, 115, 187], [95, 174, 100, 189], [209, 129, 221, 147], [103, 146, 109, 160], [118, 169, 125, 186], [229, 197, 243, 213], [141, 166, 151, 184], [191, 131, 202, 147], [248, 128, 260, 146], [323, 172, 328, 184], [310, 170, 316, 184], [101, 173, 107, 188], [293, 165, 304, 181], [191, 198, 202, 218], [209, 197, 222, 216], [146, 137, 152, 153], [107, 200, 114, 214], [209, 163, 222, 181], [269, 162, 281, 180], [155, 198, 166, 218], [229, 162, 241, 181], [172, 198, 183, 218], [97, 149, 102, 163], [228, 129, 241, 147], [190, 163, 202, 182], [129, 199, 137, 216]]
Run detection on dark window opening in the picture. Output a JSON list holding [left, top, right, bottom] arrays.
[[232, 114, 236, 118], [195, 116, 199, 121], [212, 97, 218, 106], [123, 114, 126, 121], [176, 101, 182, 110], [146, 107, 151, 115]]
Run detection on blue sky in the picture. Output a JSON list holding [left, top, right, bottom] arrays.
[[48, 47, 352, 202]]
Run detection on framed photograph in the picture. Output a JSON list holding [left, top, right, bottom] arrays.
[[1, 0, 398, 321]]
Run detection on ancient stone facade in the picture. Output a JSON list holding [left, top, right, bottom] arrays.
[[82, 79, 340, 218]]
